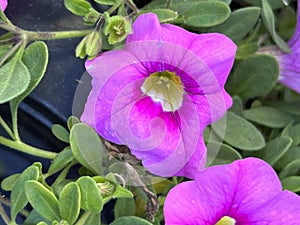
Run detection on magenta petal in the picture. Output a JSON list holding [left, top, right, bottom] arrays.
[[164, 158, 285, 224], [0, 0, 7, 11], [81, 50, 145, 143], [126, 13, 162, 43], [245, 191, 300, 224]]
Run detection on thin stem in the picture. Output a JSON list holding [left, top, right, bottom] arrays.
[[124, 0, 139, 13], [74, 211, 92, 225], [0, 40, 23, 67], [166, 0, 172, 8], [0, 203, 10, 225], [0, 135, 57, 159], [0, 116, 15, 140], [107, 1, 122, 14], [0, 22, 92, 41]]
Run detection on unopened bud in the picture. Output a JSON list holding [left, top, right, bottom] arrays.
[[75, 31, 102, 59], [104, 15, 132, 45]]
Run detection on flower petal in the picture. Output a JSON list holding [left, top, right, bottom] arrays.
[[0, 0, 7, 11], [81, 50, 145, 143], [243, 191, 300, 224], [164, 158, 283, 224]]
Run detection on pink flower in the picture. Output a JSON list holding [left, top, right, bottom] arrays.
[[81, 13, 236, 178], [0, 0, 7, 11], [164, 158, 300, 224]]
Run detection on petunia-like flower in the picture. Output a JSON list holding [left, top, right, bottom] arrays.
[[0, 0, 7, 11], [164, 157, 300, 224], [81, 13, 236, 178], [259, 0, 300, 93]]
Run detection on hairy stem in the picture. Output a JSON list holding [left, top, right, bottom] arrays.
[[0, 116, 15, 140], [0, 22, 92, 41], [0, 135, 57, 159]]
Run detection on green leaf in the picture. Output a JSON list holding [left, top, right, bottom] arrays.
[[83, 213, 101, 225], [212, 111, 265, 151], [236, 42, 259, 59], [250, 137, 292, 166], [226, 55, 279, 100], [114, 198, 136, 218], [207, 7, 260, 43], [76, 176, 103, 213], [281, 176, 300, 193], [278, 6, 297, 40], [94, 0, 118, 5], [281, 123, 300, 146], [25, 181, 60, 221], [48, 147, 74, 175], [242, 0, 291, 9], [67, 116, 80, 130], [70, 123, 106, 174], [51, 124, 70, 143], [59, 182, 81, 225], [243, 107, 294, 128], [139, 9, 178, 22], [274, 146, 300, 171], [279, 159, 300, 179], [1, 173, 20, 191], [206, 142, 242, 166], [11, 165, 39, 222], [0, 48, 30, 104], [64, 0, 92, 16], [266, 101, 300, 116], [110, 216, 153, 225], [261, 0, 290, 53], [24, 210, 51, 225], [181, 1, 230, 27]]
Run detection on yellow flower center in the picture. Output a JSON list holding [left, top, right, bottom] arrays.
[[215, 216, 236, 225], [141, 70, 184, 112]]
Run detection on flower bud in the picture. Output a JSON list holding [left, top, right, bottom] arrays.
[[75, 31, 102, 59], [104, 15, 132, 45]]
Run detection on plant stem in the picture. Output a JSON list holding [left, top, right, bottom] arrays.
[[0, 116, 15, 140], [74, 211, 91, 225], [166, 0, 172, 8], [0, 22, 92, 41], [124, 0, 140, 13], [0, 40, 23, 67], [107, 1, 122, 14], [0, 135, 57, 159], [0, 203, 10, 225]]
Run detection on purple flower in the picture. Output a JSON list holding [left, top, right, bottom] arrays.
[[0, 0, 7, 11], [260, 0, 300, 93], [164, 157, 300, 224], [81, 13, 236, 178]]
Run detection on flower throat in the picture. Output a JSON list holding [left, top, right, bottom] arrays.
[[141, 70, 184, 112]]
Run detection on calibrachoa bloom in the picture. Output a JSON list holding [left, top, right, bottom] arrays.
[[260, 0, 300, 93], [164, 158, 300, 224], [0, 0, 7, 11], [81, 13, 236, 178]]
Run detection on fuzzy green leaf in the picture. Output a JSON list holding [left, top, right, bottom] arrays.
[[11, 165, 39, 222], [139, 9, 178, 22], [48, 147, 74, 175], [25, 181, 60, 221], [212, 111, 265, 151], [181, 1, 230, 27], [110, 216, 153, 225], [207, 7, 260, 43], [59, 182, 81, 225], [76, 176, 103, 213], [114, 198, 136, 218], [279, 159, 300, 179], [226, 55, 279, 100], [261, 0, 290, 53], [51, 124, 70, 143], [281, 176, 300, 193], [1, 173, 20, 191], [243, 107, 294, 128], [64, 0, 91, 16], [70, 123, 106, 174]]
